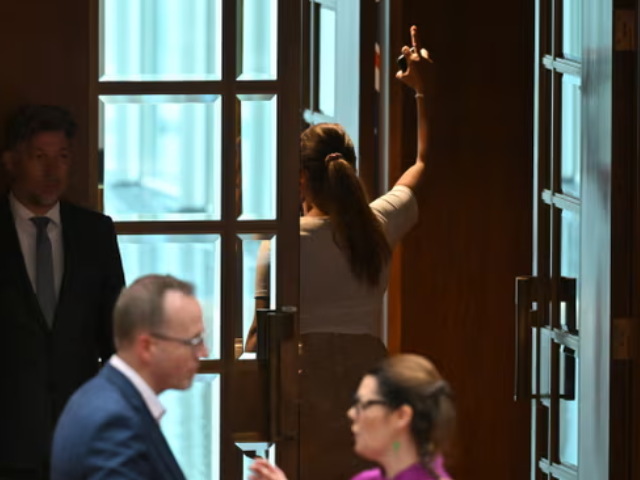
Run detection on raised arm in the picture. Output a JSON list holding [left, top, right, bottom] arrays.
[[394, 26, 433, 193]]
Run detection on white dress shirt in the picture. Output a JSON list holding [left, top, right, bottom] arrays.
[[110, 355, 166, 422], [9, 192, 64, 297]]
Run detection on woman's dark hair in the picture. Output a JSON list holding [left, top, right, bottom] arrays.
[[300, 123, 391, 287], [4, 105, 77, 151], [367, 354, 455, 476]]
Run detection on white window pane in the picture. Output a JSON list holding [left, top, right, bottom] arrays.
[[237, 235, 276, 359], [101, 95, 222, 222], [118, 234, 222, 360], [561, 77, 581, 198], [237, 0, 278, 80], [236, 442, 276, 479], [318, 7, 336, 117], [101, 0, 222, 81], [161, 375, 221, 480], [562, 0, 582, 60], [560, 210, 580, 330], [237, 95, 278, 220], [559, 355, 578, 466]]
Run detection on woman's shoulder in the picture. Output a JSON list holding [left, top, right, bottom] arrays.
[[370, 185, 416, 211], [369, 185, 419, 246], [350, 468, 383, 480], [300, 216, 331, 233]]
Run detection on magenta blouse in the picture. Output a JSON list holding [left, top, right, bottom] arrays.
[[350, 457, 449, 480]]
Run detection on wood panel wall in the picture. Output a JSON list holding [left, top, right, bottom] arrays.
[[388, 1, 535, 478], [0, 1, 91, 207]]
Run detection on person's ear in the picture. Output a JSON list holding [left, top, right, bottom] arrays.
[[2, 150, 17, 175], [135, 334, 155, 363], [394, 404, 414, 430]]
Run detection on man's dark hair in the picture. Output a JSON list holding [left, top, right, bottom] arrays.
[[4, 105, 77, 151]]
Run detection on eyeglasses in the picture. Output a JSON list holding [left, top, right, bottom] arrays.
[[149, 331, 206, 349], [350, 397, 389, 415]]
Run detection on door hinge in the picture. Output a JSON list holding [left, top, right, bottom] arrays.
[[612, 317, 636, 360], [615, 9, 637, 51]]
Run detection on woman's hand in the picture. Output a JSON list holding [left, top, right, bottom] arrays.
[[396, 26, 433, 93], [249, 458, 288, 480]]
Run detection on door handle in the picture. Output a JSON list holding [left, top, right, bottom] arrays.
[[256, 309, 294, 443], [514, 276, 537, 401]]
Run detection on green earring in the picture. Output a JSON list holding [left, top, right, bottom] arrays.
[[393, 441, 401, 452]]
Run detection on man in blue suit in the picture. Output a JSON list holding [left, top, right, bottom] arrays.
[[51, 274, 208, 480]]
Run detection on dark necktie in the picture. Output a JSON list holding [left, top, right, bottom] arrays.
[[31, 217, 56, 326]]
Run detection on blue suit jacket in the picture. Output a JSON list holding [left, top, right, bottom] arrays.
[[51, 363, 186, 480]]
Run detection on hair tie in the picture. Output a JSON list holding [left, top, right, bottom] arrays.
[[429, 380, 452, 398], [325, 152, 343, 165]]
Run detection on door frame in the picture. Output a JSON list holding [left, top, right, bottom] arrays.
[[87, 0, 302, 478], [579, 0, 613, 473]]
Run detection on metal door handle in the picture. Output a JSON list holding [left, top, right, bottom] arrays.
[[515, 276, 535, 401], [257, 309, 294, 442]]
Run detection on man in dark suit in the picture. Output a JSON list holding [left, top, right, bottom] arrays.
[[52, 275, 208, 480], [0, 105, 125, 479]]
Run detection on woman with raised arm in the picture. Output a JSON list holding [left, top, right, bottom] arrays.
[[246, 25, 434, 479]]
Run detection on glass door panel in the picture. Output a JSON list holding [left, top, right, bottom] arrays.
[[117, 234, 222, 359], [96, 0, 301, 478], [161, 375, 222, 480], [527, 0, 583, 477], [560, 77, 581, 198], [101, 0, 223, 81], [100, 94, 223, 222], [236, 95, 278, 220], [236, 0, 278, 80]]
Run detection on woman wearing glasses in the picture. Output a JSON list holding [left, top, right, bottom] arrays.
[[250, 354, 455, 480]]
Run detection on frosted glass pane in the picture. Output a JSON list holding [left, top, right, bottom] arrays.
[[562, 0, 582, 60], [237, 95, 277, 220], [236, 442, 276, 480], [559, 355, 578, 465], [161, 374, 221, 480], [237, 235, 276, 359], [101, 95, 222, 222], [101, 0, 222, 81], [318, 7, 336, 117], [118, 234, 221, 359], [560, 210, 580, 330], [561, 77, 581, 198], [237, 0, 278, 80]]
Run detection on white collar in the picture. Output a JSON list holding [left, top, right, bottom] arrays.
[[109, 355, 166, 422], [8, 191, 61, 226]]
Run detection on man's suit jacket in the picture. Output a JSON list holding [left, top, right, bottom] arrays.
[[51, 363, 186, 480], [0, 195, 125, 479]]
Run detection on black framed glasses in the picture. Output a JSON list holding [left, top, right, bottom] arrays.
[[149, 331, 206, 349], [350, 397, 389, 415]]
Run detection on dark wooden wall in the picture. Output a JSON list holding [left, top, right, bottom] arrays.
[[388, 1, 535, 478], [0, 1, 91, 206]]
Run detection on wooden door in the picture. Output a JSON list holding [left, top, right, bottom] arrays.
[[90, 0, 301, 478]]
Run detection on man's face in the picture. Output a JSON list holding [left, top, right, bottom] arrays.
[[4, 131, 71, 210], [151, 291, 207, 392]]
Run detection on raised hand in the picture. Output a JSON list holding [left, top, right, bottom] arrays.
[[396, 26, 433, 93]]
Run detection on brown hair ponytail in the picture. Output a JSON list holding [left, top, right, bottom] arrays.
[[301, 123, 391, 287]]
